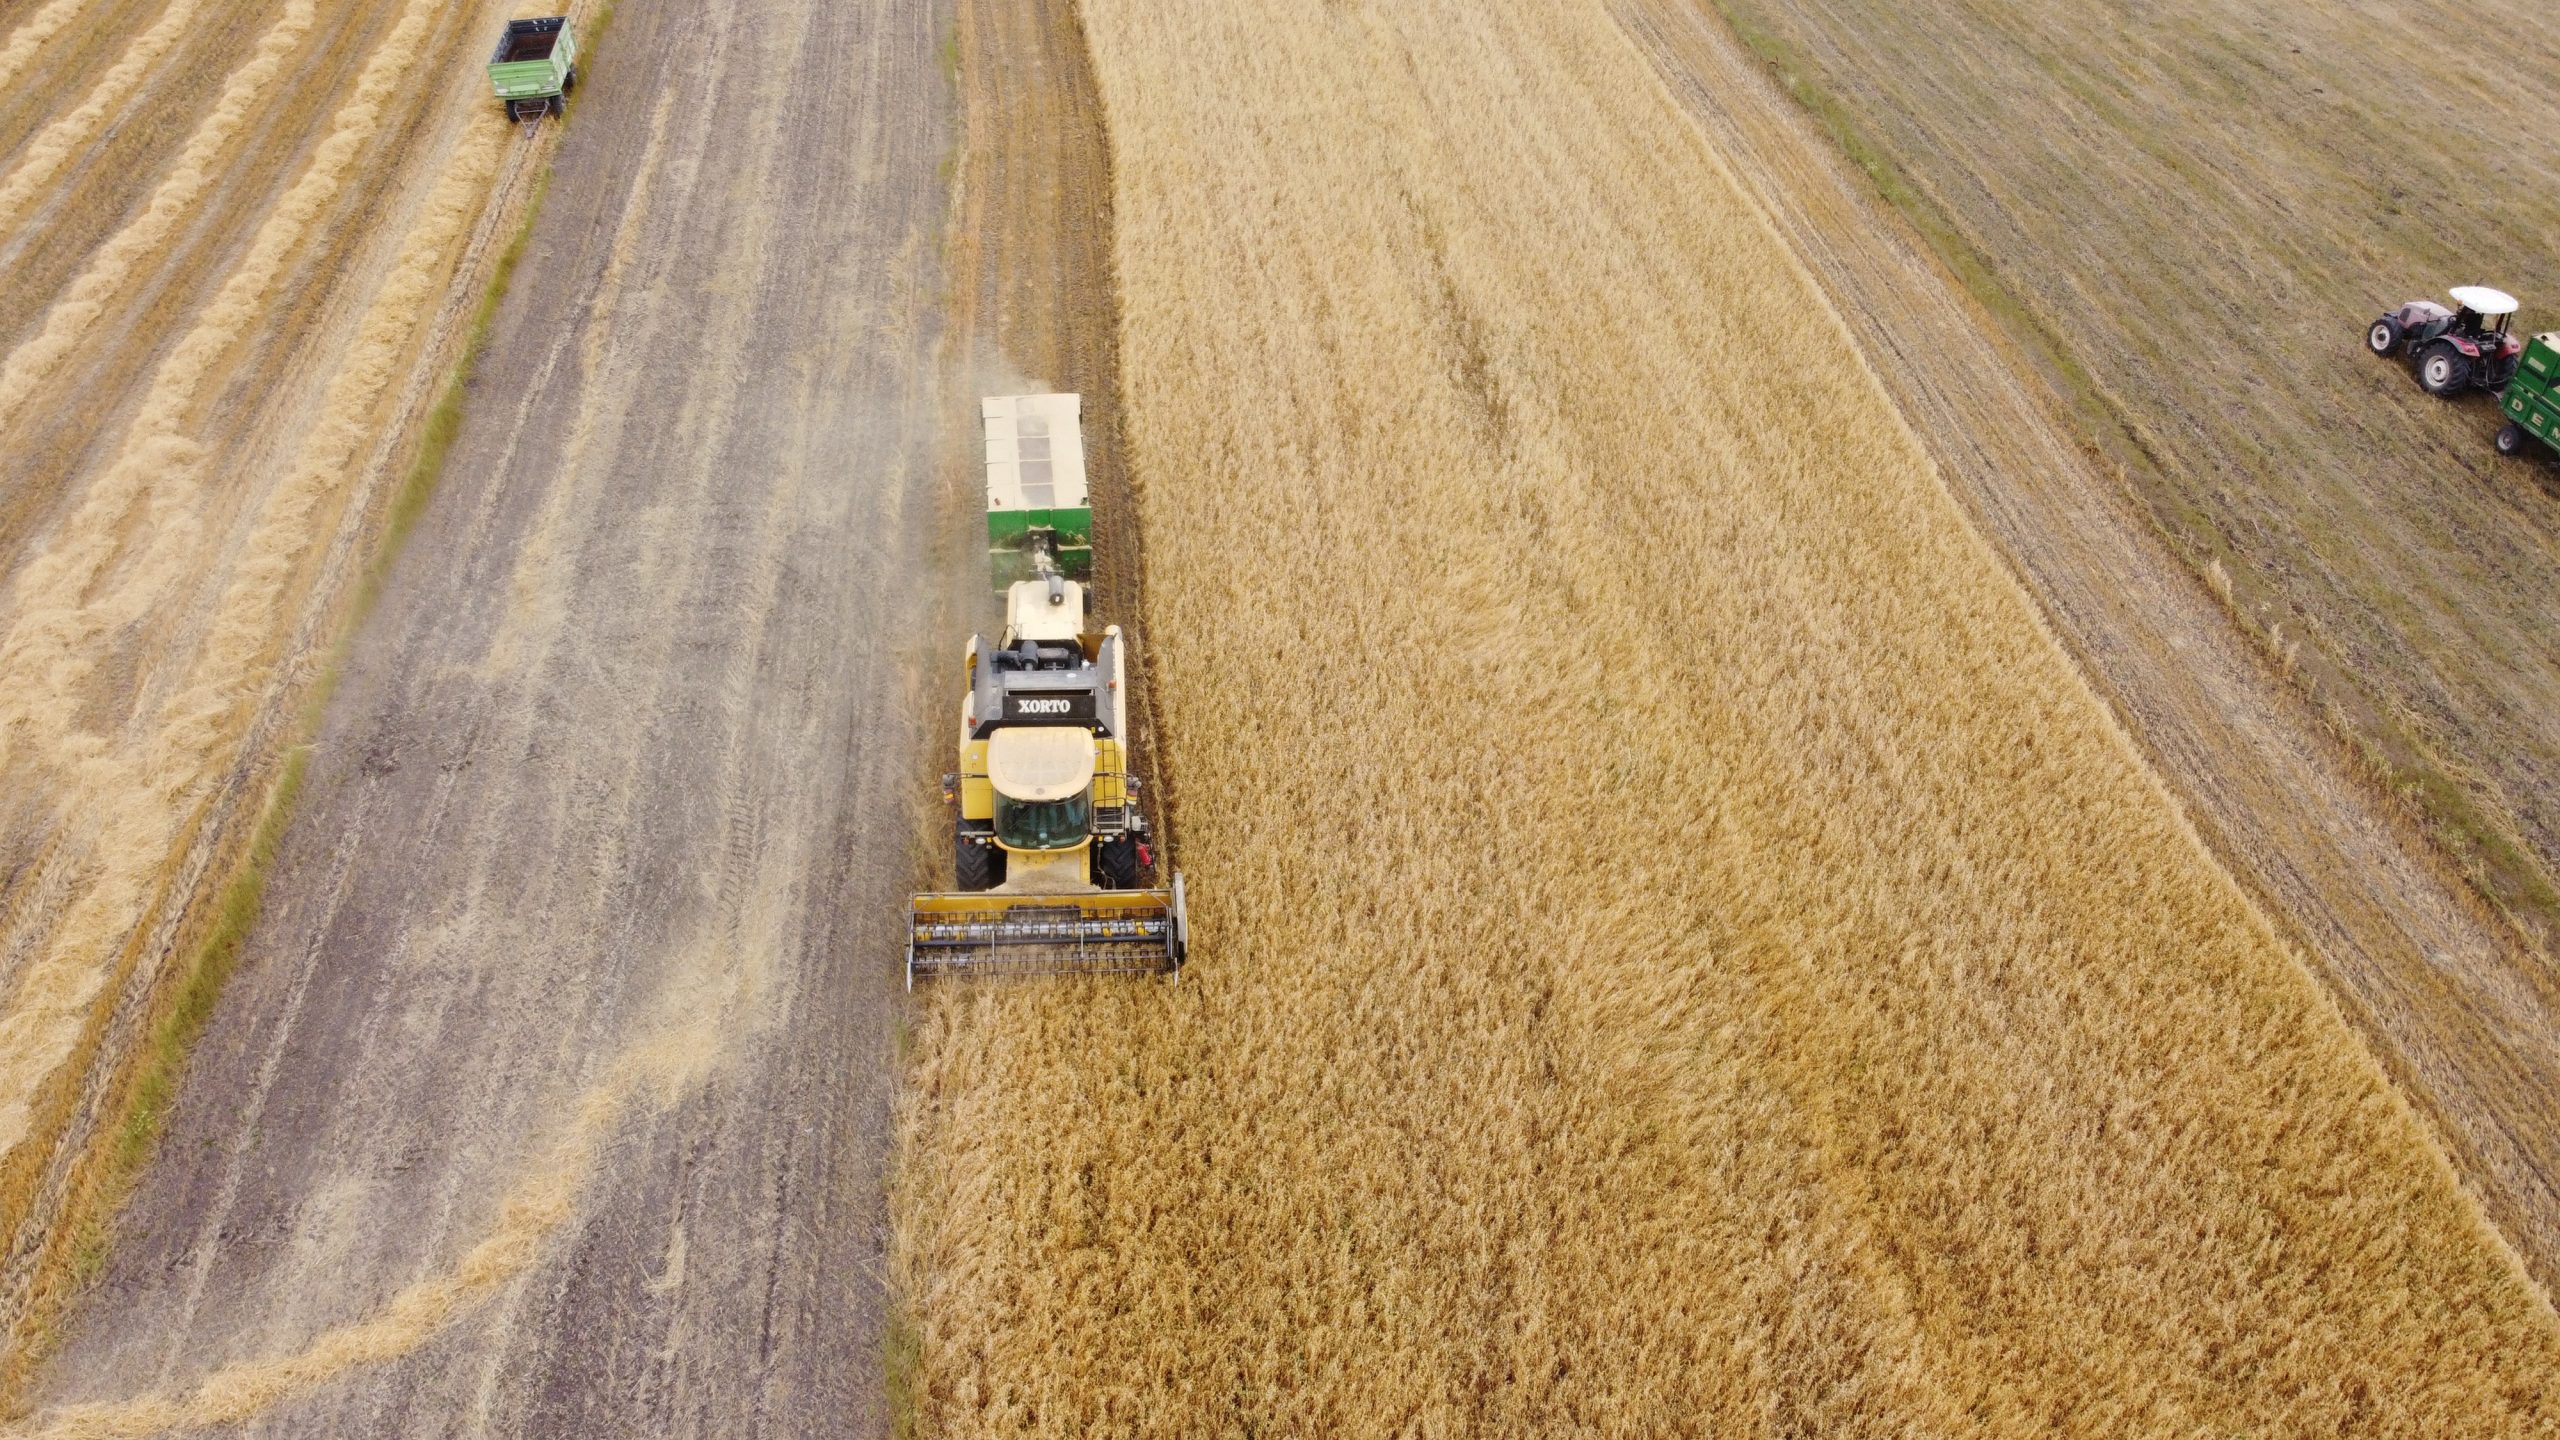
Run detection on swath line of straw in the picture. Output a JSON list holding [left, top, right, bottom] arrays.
[[0, 0, 321, 435], [0, 0, 212, 236]]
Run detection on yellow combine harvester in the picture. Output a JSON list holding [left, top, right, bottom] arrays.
[[907, 395, 1187, 985]]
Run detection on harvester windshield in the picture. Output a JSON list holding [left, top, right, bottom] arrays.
[[995, 790, 1092, 849]]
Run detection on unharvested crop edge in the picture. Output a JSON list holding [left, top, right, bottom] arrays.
[[882, 0, 1163, 1427], [1701, 0, 2560, 954], [0, 123, 567, 1412]]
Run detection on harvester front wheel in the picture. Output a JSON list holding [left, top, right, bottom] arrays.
[[2418, 343, 2472, 396], [2497, 421, 2528, 458], [956, 831, 1003, 891], [1094, 836, 1143, 889], [2367, 318, 2402, 356]]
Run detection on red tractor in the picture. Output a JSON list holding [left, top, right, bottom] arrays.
[[2367, 286, 2524, 396]]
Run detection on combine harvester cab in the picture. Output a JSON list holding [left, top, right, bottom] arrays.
[[908, 395, 1187, 985]]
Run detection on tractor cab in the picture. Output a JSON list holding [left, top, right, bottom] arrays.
[[2449, 285, 2519, 343]]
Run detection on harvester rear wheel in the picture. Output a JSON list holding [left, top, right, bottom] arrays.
[[1094, 835, 1142, 889], [2367, 318, 2402, 356], [2497, 421, 2528, 458], [956, 831, 1003, 890], [2418, 343, 2472, 396]]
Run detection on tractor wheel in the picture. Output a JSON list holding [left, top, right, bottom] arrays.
[[2418, 343, 2472, 397], [2367, 318, 2403, 357], [2497, 421, 2529, 458], [955, 830, 1003, 891], [1094, 835, 1143, 889]]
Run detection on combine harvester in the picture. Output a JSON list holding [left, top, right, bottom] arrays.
[[907, 395, 1187, 985]]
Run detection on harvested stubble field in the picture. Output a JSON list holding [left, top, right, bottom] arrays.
[[0, 0, 549, 1377], [1704, 0, 2560, 946], [895, 0, 2560, 1434]]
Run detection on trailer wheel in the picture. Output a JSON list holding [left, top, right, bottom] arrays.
[[563, 64, 577, 92], [2497, 421, 2529, 458], [2418, 343, 2472, 396], [2367, 318, 2402, 357], [956, 831, 1003, 891], [1094, 835, 1142, 889]]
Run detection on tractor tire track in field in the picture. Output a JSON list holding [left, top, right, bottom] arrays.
[[1616, 0, 2560, 1301], [20, 0, 953, 1430]]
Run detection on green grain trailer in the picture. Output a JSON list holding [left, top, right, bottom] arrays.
[[489, 17, 577, 122], [2496, 333, 2560, 460], [982, 394, 1093, 587]]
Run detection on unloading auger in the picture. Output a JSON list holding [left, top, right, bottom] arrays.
[[906, 394, 1188, 985]]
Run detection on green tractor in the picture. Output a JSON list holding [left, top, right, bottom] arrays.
[[2496, 332, 2560, 462]]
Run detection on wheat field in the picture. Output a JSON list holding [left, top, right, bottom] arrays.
[[892, 0, 2560, 1433]]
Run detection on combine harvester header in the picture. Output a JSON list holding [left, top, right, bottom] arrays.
[[907, 394, 1187, 984]]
